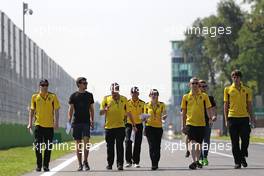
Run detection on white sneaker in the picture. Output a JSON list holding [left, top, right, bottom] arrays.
[[134, 164, 140, 168], [125, 163, 132, 168]]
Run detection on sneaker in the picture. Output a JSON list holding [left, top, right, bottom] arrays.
[[125, 163, 132, 168], [106, 165, 112, 170], [198, 159, 203, 165], [151, 166, 158, 170], [77, 164, 83, 171], [43, 166, 50, 172], [203, 158, 209, 166], [117, 165, 123, 170], [83, 161, 90, 171], [196, 161, 203, 169], [189, 162, 197, 170], [185, 150, 190, 158], [234, 164, 241, 169], [241, 158, 248, 168], [134, 164, 140, 168], [36, 167, 41, 172]]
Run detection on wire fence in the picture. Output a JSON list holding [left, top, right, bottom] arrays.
[[0, 11, 75, 126]]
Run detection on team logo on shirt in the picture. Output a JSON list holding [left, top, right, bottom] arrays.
[[229, 90, 236, 96]]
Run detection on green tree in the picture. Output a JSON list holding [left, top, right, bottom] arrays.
[[182, 18, 213, 83], [235, 0, 264, 97], [203, 0, 244, 83], [182, 0, 245, 111]]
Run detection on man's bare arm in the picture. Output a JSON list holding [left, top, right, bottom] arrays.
[[54, 109, 59, 129], [224, 102, 229, 127], [247, 101, 256, 125], [68, 104, 74, 123], [27, 109, 35, 129], [182, 108, 187, 128]]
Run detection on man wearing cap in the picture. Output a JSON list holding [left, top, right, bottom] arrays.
[[68, 77, 94, 171], [28, 79, 60, 172], [100, 83, 131, 170], [125, 86, 145, 168], [224, 70, 255, 169]]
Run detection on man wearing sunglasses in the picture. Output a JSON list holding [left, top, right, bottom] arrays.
[[181, 77, 212, 170], [224, 70, 255, 169], [68, 77, 95, 171], [28, 79, 60, 172], [198, 80, 217, 166]]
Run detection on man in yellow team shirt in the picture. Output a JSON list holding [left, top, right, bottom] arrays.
[[224, 70, 256, 169], [27, 79, 60, 172], [181, 77, 212, 170], [100, 83, 131, 171], [125, 86, 145, 168]]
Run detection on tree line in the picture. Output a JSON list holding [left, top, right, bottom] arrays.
[[181, 0, 264, 111]]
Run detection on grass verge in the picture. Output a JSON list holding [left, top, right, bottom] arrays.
[[0, 135, 104, 176]]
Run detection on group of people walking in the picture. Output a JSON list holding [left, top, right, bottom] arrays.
[[99, 83, 167, 171], [27, 69, 255, 172]]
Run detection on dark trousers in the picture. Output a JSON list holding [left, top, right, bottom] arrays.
[[105, 127, 125, 167], [125, 123, 143, 164], [145, 126, 163, 167], [200, 125, 212, 159], [228, 117, 251, 164], [34, 125, 54, 168]]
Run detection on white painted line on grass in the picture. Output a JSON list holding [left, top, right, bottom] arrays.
[[40, 141, 105, 176]]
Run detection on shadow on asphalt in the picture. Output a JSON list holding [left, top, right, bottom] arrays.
[[45, 165, 264, 173]]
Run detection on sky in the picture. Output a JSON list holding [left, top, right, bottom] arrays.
[[0, 0, 246, 103]]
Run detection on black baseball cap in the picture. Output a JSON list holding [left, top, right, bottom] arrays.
[[110, 82, 120, 92], [131, 86, 139, 93], [39, 79, 49, 86]]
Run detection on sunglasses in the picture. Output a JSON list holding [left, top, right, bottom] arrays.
[[40, 84, 48, 87], [191, 82, 199, 85], [79, 82, 88, 85], [200, 85, 208, 88], [232, 76, 240, 79]]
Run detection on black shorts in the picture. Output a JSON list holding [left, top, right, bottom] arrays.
[[186, 125, 205, 144], [72, 123, 90, 140]]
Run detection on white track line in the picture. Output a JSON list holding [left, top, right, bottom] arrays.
[[40, 141, 105, 176], [210, 151, 233, 158], [163, 139, 234, 158]]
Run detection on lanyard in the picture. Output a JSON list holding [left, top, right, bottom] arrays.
[[151, 103, 159, 119], [132, 100, 139, 109]]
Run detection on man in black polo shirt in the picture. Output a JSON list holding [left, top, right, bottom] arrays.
[[198, 80, 217, 166], [68, 77, 95, 171]]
